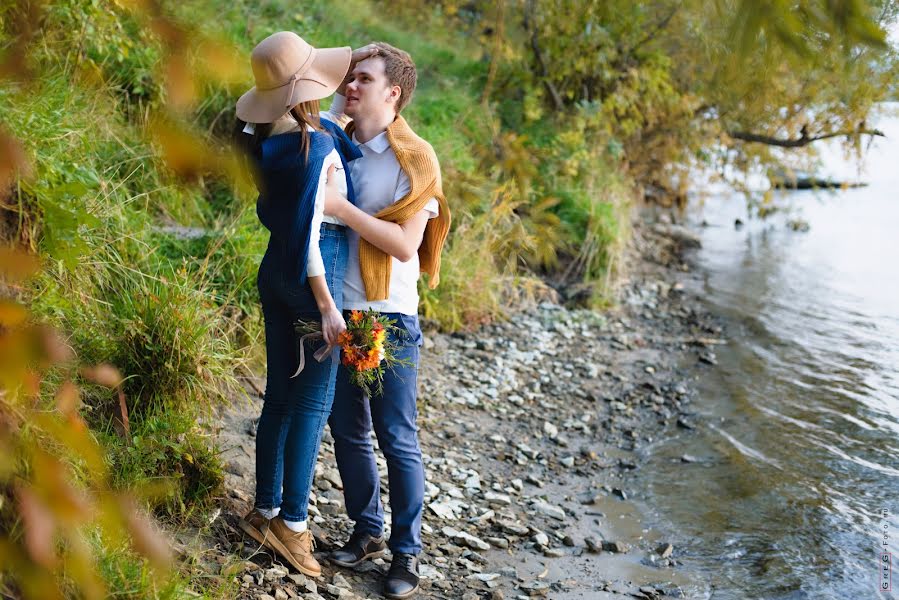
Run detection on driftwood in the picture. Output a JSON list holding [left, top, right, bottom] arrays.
[[770, 170, 868, 190]]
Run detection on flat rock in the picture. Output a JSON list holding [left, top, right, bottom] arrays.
[[532, 500, 566, 520]]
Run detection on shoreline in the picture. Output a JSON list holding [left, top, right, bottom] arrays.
[[197, 222, 718, 599]]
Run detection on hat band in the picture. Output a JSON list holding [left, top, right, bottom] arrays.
[[256, 47, 318, 92]]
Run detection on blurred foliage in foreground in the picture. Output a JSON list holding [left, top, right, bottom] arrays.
[[1, 0, 896, 597]]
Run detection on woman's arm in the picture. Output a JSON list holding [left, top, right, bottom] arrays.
[[307, 275, 345, 345], [306, 154, 347, 345]]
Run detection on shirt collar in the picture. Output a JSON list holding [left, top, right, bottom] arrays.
[[353, 131, 391, 154]]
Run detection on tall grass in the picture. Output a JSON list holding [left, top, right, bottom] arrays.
[[2, 0, 632, 595]]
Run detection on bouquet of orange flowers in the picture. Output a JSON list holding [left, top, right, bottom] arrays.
[[293, 309, 407, 396]]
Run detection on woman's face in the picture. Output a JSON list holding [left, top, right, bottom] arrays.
[[343, 57, 399, 119]]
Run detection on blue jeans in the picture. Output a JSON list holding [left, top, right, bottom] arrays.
[[328, 313, 424, 554], [255, 225, 348, 522]]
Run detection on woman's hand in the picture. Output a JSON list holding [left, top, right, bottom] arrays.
[[351, 44, 379, 65], [320, 305, 346, 346], [338, 45, 379, 95], [324, 163, 350, 218]]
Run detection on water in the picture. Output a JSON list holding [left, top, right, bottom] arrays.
[[639, 105, 899, 598]]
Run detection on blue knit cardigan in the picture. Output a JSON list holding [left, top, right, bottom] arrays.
[[254, 119, 361, 286]]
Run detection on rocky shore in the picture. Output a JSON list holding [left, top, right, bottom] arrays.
[[190, 225, 720, 599]]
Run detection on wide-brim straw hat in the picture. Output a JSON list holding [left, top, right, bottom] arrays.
[[236, 31, 351, 123]]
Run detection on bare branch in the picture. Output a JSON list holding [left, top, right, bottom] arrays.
[[727, 127, 885, 147]]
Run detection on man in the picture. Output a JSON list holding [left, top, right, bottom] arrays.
[[321, 42, 450, 599]]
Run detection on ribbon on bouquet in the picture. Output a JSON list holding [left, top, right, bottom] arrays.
[[289, 332, 335, 378]]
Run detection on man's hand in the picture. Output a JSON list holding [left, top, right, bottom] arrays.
[[324, 163, 350, 219], [337, 44, 379, 96]]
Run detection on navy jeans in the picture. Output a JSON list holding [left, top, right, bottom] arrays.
[[255, 225, 347, 522], [329, 313, 424, 555]]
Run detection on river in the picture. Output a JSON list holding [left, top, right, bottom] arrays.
[[637, 105, 899, 598]]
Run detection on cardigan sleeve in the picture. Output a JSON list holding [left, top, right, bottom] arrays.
[[394, 168, 439, 218]]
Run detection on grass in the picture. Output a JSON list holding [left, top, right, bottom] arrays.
[[1, 0, 632, 596]]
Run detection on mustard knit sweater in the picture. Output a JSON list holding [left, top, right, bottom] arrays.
[[346, 115, 451, 302]]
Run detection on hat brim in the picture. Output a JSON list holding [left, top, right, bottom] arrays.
[[236, 46, 351, 123]]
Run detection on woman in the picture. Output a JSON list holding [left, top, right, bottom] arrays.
[[233, 31, 374, 577]]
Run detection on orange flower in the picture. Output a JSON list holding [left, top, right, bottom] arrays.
[[338, 330, 354, 346], [350, 310, 364, 323]]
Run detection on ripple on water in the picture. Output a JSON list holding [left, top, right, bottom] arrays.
[[637, 108, 899, 597]]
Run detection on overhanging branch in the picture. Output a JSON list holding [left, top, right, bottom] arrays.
[[727, 127, 885, 147]]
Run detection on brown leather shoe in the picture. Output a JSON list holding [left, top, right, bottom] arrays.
[[238, 508, 269, 547], [262, 517, 321, 577]]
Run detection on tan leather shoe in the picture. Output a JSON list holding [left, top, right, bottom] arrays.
[[262, 517, 321, 577], [238, 508, 269, 547]]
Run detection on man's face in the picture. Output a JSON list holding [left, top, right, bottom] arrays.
[[344, 57, 398, 118]]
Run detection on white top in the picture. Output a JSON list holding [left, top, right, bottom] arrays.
[[325, 95, 439, 315], [261, 114, 348, 278]]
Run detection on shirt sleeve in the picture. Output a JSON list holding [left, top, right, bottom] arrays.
[[394, 169, 439, 218], [320, 94, 351, 129], [305, 160, 329, 278]]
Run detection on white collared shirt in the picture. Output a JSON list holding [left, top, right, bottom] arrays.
[[324, 95, 438, 315]]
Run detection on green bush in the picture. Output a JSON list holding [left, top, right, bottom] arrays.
[[103, 408, 224, 519]]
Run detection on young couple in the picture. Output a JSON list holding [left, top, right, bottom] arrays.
[[233, 31, 449, 600]]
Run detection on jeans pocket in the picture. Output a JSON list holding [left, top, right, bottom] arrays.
[[395, 314, 423, 347]]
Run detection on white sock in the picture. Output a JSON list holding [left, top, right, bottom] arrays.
[[283, 519, 308, 532], [257, 507, 280, 520]]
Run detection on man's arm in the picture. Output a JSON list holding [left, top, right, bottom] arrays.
[[324, 164, 432, 262], [334, 197, 430, 263]]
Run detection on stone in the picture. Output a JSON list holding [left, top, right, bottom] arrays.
[[543, 422, 559, 438], [526, 474, 545, 488], [656, 542, 674, 558], [273, 588, 288, 600], [532, 531, 550, 546], [442, 526, 491, 551], [419, 564, 445, 580], [601, 540, 628, 553], [499, 520, 529, 536], [499, 566, 518, 578], [532, 500, 566, 520], [519, 580, 551, 596], [428, 500, 459, 520], [484, 491, 513, 505], [584, 537, 602, 553], [322, 468, 343, 489], [543, 547, 566, 558], [467, 573, 501, 582], [486, 536, 510, 549], [264, 566, 288, 581], [560, 456, 575, 468], [256, 595, 275, 600]]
